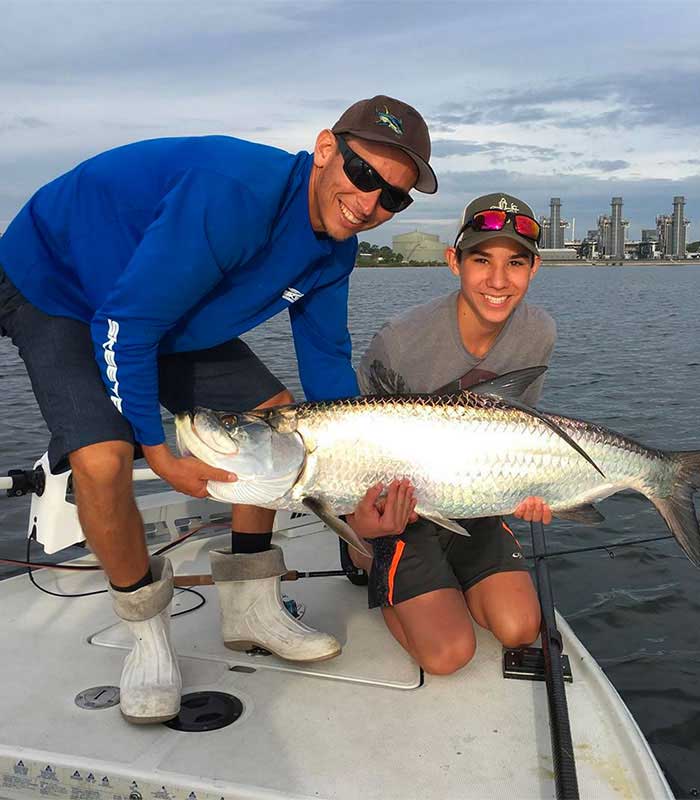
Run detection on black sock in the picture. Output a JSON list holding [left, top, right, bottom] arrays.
[[231, 531, 272, 554], [110, 567, 153, 592]]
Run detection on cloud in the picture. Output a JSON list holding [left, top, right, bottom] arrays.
[[432, 139, 560, 161], [0, 0, 697, 250], [582, 160, 631, 172], [0, 115, 50, 133], [554, 110, 627, 130], [431, 140, 486, 157], [432, 69, 700, 132]]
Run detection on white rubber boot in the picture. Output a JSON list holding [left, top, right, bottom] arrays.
[[210, 546, 341, 663], [109, 556, 182, 724]]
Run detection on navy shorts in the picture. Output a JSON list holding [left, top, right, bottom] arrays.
[[368, 516, 528, 608], [0, 265, 285, 472]]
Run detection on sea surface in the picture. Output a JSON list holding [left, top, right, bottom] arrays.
[[1, 265, 699, 797]]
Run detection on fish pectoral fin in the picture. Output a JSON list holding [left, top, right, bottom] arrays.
[[416, 506, 470, 536], [554, 504, 605, 524], [301, 496, 372, 558]]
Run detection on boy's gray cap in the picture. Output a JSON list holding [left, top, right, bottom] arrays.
[[455, 192, 540, 256], [332, 95, 437, 194]]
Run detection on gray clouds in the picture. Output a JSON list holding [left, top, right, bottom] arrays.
[[582, 160, 631, 172], [0, 0, 697, 243], [0, 115, 49, 133], [432, 69, 700, 132], [432, 140, 560, 161]]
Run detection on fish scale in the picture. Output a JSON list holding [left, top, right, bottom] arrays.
[[286, 395, 651, 517]]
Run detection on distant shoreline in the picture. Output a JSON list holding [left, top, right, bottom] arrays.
[[356, 260, 700, 268]]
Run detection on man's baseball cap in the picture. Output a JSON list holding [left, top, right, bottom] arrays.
[[332, 95, 437, 194], [454, 193, 540, 256]]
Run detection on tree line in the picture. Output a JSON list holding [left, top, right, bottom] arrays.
[[356, 242, 404, 265]]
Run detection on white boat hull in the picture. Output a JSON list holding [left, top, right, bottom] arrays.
[[0, 499, 673, 800]]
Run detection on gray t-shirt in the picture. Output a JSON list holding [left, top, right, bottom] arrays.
[[357, 291, 556, 406]]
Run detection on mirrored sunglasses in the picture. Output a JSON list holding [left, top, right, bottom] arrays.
[[454, 209, 541, 248]]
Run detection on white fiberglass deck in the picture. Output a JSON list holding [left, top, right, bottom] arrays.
[[0, 523, 672, 800]]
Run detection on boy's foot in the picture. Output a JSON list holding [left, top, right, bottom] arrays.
[[338, 538, 370, 586]]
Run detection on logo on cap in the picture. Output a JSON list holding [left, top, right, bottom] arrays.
[[375, 106, 404, 136], [494, 197, 520, 213]]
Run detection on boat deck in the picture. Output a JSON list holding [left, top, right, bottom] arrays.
[[0, 522, 673, 799]]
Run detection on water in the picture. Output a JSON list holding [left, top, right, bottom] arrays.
[[1, 265, 699, 797]]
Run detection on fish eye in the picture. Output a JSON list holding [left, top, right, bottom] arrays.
[[221, 416, 239, 434]]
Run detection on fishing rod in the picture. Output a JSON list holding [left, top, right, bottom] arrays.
[[528, 534, 674, 560], [531, 520, 579, 800]]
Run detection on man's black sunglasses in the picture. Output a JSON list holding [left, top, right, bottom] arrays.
[[335, 134, 413, 214]]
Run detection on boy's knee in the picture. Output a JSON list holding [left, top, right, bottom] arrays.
[[417, 637, 475, 676], [492, 610, 541, 649]]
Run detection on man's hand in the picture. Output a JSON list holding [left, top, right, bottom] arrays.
[[513, 496, 553, 525], [346, 479, 418, 539], [142, 443, 236, 498]]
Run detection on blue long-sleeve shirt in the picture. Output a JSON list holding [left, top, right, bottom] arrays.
[[0, 136, 359, 445]]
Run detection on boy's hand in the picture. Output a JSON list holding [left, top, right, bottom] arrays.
[[513, 496, 553, 525], [346, 479, 418, 539]]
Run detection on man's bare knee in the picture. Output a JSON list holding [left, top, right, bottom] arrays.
[[254, 389, 294, 409], [70, 441, 134, 492]]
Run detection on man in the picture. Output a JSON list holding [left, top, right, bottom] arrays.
[[345, 193, 554, 675], [0, 95, 437, 722]]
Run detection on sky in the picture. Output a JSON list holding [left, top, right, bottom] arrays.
[[1, 0, 699, 246]]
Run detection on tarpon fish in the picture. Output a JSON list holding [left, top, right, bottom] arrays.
[[174, 368, 700, 565]]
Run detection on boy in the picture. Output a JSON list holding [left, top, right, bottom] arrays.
[[347, 193, 555, 675]]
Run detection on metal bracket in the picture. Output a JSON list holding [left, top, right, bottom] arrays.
[[502, 646, 573, 683]]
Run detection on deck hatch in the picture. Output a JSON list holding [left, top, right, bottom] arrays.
[[164, 691, 243, 732], [74, 685, 121, 709]]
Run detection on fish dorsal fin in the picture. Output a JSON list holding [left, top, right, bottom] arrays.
[[301, 496, 372, 558], [468, 366, 548, 402], [505, 396, 606, 479], [467, 368, 606, 480]]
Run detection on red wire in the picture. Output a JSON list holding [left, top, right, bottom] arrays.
[[1, 520, 229, 572]]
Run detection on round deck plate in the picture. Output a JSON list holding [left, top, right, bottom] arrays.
[[164, 691, 244, 732], [75, 685, 120, 710]]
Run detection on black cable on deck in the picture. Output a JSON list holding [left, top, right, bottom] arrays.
[[531, 520, 580, 800]]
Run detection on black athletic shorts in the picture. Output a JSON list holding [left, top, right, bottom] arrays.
[[0, 264, 285, 472], [368, 515, 528, 608]]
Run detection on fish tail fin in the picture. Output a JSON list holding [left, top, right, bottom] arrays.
[[650, 451, 700, 567]]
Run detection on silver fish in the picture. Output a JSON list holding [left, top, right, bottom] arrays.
[[174, 368, 700, 565]]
